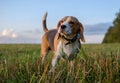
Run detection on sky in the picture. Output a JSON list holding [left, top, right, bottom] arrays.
[[0, 0, 120, 43]]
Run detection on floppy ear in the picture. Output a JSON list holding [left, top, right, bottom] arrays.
[[57, 20, 62, 29], [56, 20, 63, 40], [79, 22, 85, 42]]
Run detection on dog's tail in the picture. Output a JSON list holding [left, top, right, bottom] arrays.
[[42, 12, 48, 32]]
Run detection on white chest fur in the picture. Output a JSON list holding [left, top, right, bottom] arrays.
[[56, 40, 80, 58], [52, 39, 80, 67]]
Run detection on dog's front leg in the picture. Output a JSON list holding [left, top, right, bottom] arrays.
[[68, 60, 74, 76], [70, 60, 74, 71], [50, 55, 60, 72], [52, 55, 60, 67], [68, 54, 75, 73]]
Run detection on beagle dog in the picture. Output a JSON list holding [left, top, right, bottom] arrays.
[[41, 12, 85, 68]]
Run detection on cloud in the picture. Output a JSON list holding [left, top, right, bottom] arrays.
[[0, 22, 111, 44], [1, 29, 13, 36], [0, 28, 42, 43], [0, 29, 17, 38], [85, 35, 105, 44], [84, 22, 112, 35], [82, 22, 111, 43], [11, 33, 17, 38]]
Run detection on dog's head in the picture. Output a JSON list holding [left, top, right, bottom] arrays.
[[57, 16, 85, 42]]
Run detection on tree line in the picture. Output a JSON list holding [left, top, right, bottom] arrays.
[[103, 10, 120, 43]]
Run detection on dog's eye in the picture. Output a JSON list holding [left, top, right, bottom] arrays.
[[69, 21, 74, 25]]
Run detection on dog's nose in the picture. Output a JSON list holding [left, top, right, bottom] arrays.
[[61, 25, 66, 29]]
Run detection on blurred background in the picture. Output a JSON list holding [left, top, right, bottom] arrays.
[[0, 0, 120, 44]]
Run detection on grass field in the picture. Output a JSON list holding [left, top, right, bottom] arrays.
[[0, 44, 120, 83]]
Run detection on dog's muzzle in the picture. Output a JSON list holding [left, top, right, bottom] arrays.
[[58, 23, 72, 35], [61, 25, 66, 29]]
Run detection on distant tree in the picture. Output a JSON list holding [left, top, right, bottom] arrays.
[[103, 10, 120, 43]]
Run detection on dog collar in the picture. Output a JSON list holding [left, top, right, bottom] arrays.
[[61, 34, 79, 45]]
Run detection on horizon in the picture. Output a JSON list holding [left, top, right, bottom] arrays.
[[0, 0, 120, 44]]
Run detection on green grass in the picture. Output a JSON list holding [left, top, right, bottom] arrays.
[[0, 44, 120, 83]]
